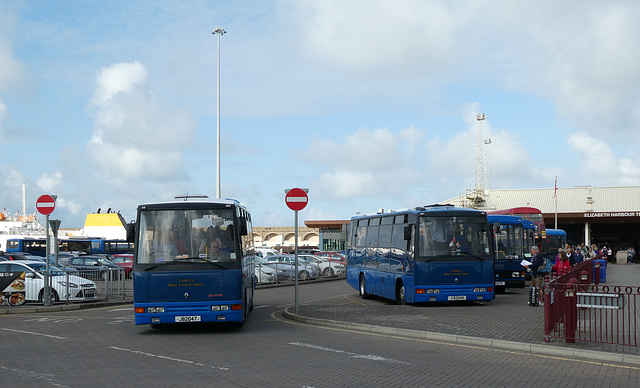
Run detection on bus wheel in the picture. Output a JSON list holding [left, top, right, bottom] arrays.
[[359, 275, 369, 299], [396, 282, 406, 305]]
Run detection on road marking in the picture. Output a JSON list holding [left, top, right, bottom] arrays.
[[289, 342, 413, 365], [252, 305, 271, 309], [110, 346, 230, 371], [109, 308, 133, 312], [0, 366, 70, 387], [1, 328, 65, 340]]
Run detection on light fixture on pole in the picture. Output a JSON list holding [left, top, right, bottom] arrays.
[[212, 27, 226, 199]]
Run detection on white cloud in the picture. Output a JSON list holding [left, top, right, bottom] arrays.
[[87, 61, 196, 181], [36, 170, 63, 193], [569, 132, 640, 186]]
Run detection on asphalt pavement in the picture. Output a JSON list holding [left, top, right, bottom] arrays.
[[3, 262, 639, 366], [283, 262, 640, 366]]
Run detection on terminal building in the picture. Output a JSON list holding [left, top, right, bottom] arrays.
[[254, 186, 640, 254], [443, 185, 640, 251]]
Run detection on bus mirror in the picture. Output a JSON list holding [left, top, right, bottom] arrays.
[[493, 223, 501, 233], [404, 225, 411, 241], [126, 222, 136, 243]]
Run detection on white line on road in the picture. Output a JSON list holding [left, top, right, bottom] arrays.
[[289, 342, 414, 365], [110, 346, 230, 371], [1, 327, 66, 340]]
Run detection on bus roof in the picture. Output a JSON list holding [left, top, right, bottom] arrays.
[[489, 207, 542, 215], [138, 198, 246, 210], [351, 205, 486, 220], [522, 220, 535, 229], [486, 214, 523, 225], [545, 228, 567, 236]]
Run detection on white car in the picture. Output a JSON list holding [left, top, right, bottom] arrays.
[[255, 248, 280, 259], [0, 260, 98, 304], [299, 254, 346, 278]]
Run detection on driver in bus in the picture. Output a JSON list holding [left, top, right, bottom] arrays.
[[150, 228, 179, 260]]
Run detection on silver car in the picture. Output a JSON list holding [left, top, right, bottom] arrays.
[[264, 255, 320, 281]]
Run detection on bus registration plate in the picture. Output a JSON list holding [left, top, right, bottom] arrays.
[[448, 296, 467, 301], [495, 281, 505, 286], [175, 316, 201, 323]]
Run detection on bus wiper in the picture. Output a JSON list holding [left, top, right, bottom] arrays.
[[144, 257, 228, 270]]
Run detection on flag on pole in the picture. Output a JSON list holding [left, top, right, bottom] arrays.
[[553, 176, 557, 198]]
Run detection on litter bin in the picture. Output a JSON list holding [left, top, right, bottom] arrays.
[[593, 259, 606, 283]]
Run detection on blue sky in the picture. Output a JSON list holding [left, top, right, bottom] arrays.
[[1, 1, 640, 228]]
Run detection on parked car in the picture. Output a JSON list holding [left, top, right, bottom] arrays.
[[298, 254, 345, 278], [47, 252, 79, 267], [254, 256, 289, 283], [0, 260, 97, 304], [264, 255, 320, 281], [64, 255, 124, 281], [1, 252, 44, 262], [315, 251, 346, 266], [109, 254, 133, 278], [255, 248, 280, 259]]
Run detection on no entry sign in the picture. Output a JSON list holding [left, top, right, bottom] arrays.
[[36, 194, 56, 216], [285, 188, 308, 211]]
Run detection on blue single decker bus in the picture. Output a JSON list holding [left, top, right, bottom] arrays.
[[541, 228, 567, 265], [133, 197, 255, 328], [347, 205, 495, 304], [487, 214, 526, 292]]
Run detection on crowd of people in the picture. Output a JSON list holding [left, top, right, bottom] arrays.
[[524, 242, 635, 304]]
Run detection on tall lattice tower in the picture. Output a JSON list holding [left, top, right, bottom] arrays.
[[471, 113, 487, 207]]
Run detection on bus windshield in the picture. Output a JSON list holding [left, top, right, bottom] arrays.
[[418, 215, 490, 258], [136, 208, 237, 266]]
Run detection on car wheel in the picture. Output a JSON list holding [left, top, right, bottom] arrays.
[[359, 274, 369, 299], [323, 268, 334, 278], [38, 289, 59, 304], [396, 282, 406, 305], [298, 271, 309, 281]]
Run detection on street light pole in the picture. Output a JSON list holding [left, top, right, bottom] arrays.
[[212, 27, 226, 199]]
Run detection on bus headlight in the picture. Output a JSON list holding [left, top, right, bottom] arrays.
[[212, 305, 230, 311], [512, 272, 521, 277], [147, 307, 165, 313], [473, 287, 487, 293], [421, 288, 440, 294]]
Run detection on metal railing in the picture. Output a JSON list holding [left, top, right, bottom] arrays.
[[1, 267, 127, 307], [544, 260, 639, 347]]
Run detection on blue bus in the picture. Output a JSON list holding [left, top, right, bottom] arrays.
[[347, 205, 494, 304], [132, 197, 255, 328], [522, 220, 536, 254], [541, 228, 567, 264], [6, 238, 47, 256], [90, 239, 134, 254], [487, 215, 526, 291]]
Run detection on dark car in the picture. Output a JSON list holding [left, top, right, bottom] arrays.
[[64, 255, 123, 281]]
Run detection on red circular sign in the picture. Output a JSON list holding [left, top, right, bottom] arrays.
[[36, 194, 56, 216], [285, 188, 308, 211]]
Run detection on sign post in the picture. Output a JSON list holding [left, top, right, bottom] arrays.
[[36, 195, 56, 306], [285, 188, 308, 313]]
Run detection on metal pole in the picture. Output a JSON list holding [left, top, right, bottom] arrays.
[[294, 210, 299, 313], [44, 215, 51, 306], [212, 27, 226, 199]]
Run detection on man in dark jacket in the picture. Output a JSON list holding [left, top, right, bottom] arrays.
[[525, 246, 544, 303]]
